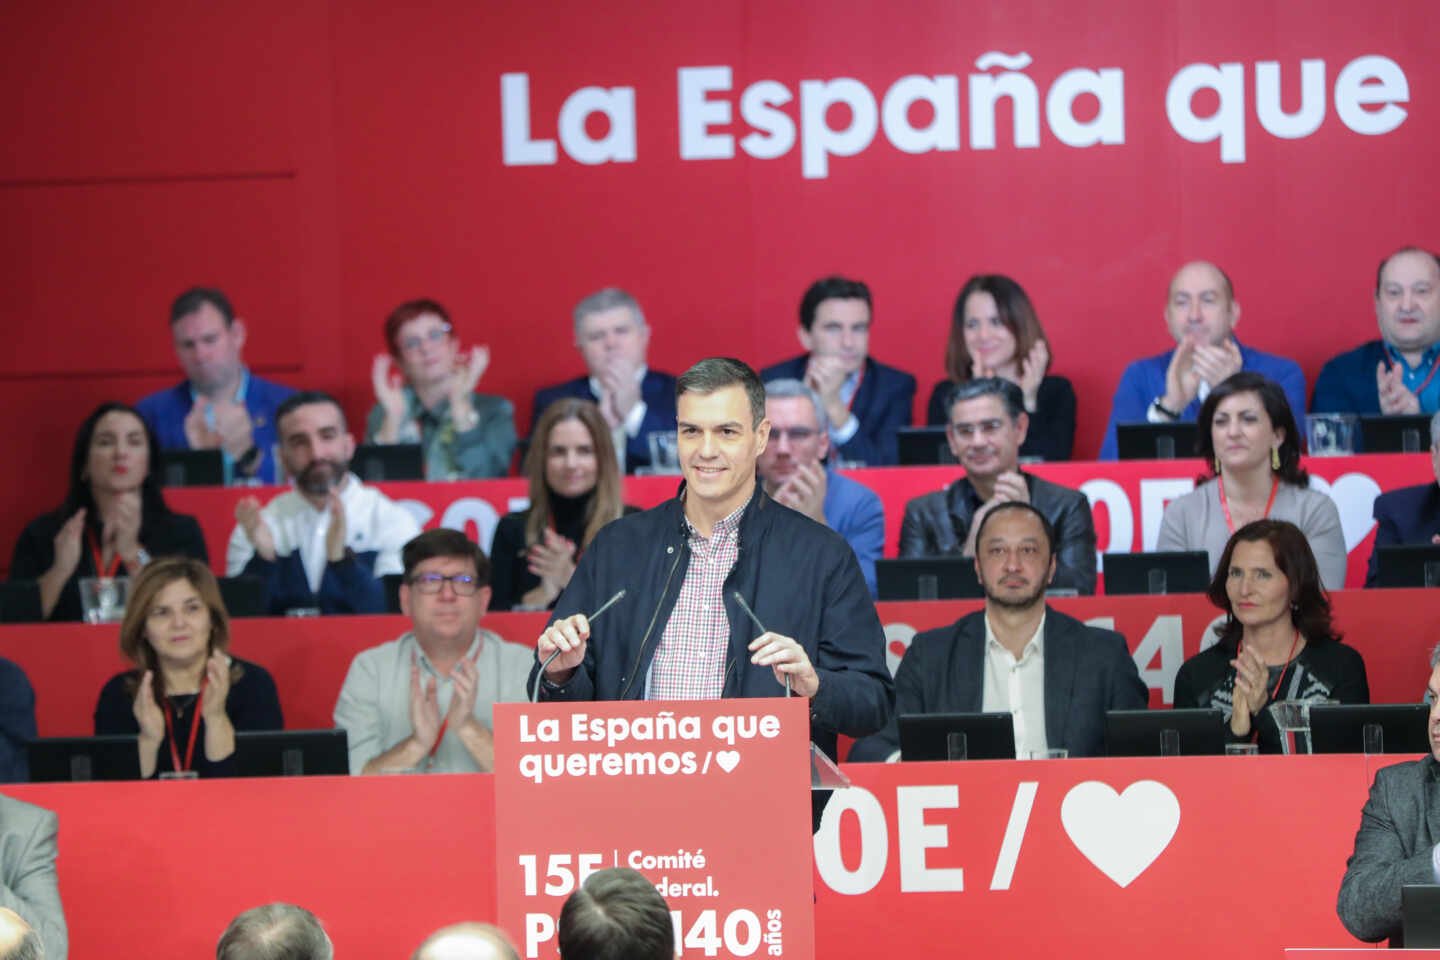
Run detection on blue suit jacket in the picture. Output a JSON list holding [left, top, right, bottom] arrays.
[[135, 372, 296, 483], [531, 370, 677, 472], [847, 607, 1148, 761], [1098, 342, 1307, 460], [1312, 339, 1396, 415], [761, 355, 917, 466], [1366, 482, 1440, 587], [824, 470, 884, 598]]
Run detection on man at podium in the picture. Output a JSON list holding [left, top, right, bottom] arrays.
[[528, 357, 893, 762]]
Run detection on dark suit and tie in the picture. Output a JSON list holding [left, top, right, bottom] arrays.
[[760, 355, 916, 466], [847, 607, 1147, 761], [530, 369, 678, 472], [1366, 482, 1440, 586]]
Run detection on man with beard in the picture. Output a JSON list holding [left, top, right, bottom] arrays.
[[226, 391, 420, 614], [849, 502, 1145, 761]]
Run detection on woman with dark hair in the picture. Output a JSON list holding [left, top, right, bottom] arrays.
[[93, 557, 282, 778], [9, 402, 209, 621], [1173, 519, 1369, 752], [367, 298, 517, 479], [1156, 371, 1347, 590], [925, 274, 1076, 461], [489, 399, 633, 611]]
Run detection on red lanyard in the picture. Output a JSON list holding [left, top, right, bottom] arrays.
[[86, 529, 123, 579], [161, 675, 208, 774], [426, 717, 449, 768], [1218, 476, 1279, 534], [1390, 353, 1440, 399]]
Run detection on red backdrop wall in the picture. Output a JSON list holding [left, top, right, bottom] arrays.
[[2, 1, 1435, 570]]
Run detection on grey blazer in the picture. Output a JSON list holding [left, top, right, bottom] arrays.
[[1337, 757, 1440, 946], [848, 607, 1147, 761], [0, 792, 67, 959], [1156, 479, 1347, 591]]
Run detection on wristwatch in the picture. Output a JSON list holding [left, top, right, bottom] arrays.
[[235, 446, 261, 474], [1150, 397, 1181, 421], [134, 548, 151, 569]]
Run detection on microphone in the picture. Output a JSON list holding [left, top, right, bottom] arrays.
[[532, 589, 626, 703], [732, 591, 790, 697]]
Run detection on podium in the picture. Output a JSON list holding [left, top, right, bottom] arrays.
[[492, 697, 817, 959]]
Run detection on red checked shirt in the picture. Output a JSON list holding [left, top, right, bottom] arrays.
[[647, 501, 746, 700]]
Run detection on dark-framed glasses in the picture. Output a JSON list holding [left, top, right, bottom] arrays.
[[409, 572, 479, 596]]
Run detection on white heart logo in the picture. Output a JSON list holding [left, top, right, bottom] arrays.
[[1060, 780, 1179, 888], [714, 750, 740, 773], [1308, 473, 1381, 552]]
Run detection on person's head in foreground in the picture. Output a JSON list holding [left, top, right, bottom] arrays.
[[216, 903, 332, 960], [558, 867, 674, 960]]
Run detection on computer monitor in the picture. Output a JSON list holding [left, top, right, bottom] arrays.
[[218, 576, 266, 617], [0, 580, 43, 624], [234, 730, 349, 777], [1402, 885, 1440, 947], [1361, 414, 1433, 454], [1116, 423, 1199, 461], [898, 712, 1016, 762], [1104, 708, 1227, 757], [28, 735, 142, 782], [1308, 703, 1430, 754], [352, 443, 424, 482], [896, 427, 957, 466], [1102, 551, 1212, 595], [1375, 545, 1440, 588], [159, 449, 225, 487], [382, 573, 405, 613], [876, 558, 983, 601]]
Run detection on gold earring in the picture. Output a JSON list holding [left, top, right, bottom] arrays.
[[1271, 447, 1281, 471], [1214, 455, 1222, 474]]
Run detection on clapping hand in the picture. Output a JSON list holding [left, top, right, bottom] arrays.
[[235, 497, 276, 562], [1377, 361, 1421, 415], [1191, 338, 1243, 388]]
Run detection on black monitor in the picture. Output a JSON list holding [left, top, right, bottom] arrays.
[[0, 580, 43, 624], [876, 557, 983, 601], [234, 730, 349, 777], [1375, 545, 1440, 588], [1103, 551, 1212, 595], [898, 712, 1016, 762], [218, 576, 267, 617], [352, 443, 424, 482], [896, 427, 957, 466], [1116, 423, 1199, 461], [381, 573, 405, 613], [1361, 414, 1433, 454], [1104, 708, 1227, 757], [28, 735, 142, 782], [159, 449, 225, 487], [1402, 885, 1440, 947], [1308, 703, 1430, 754]]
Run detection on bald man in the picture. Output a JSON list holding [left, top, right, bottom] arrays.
[[0, 795, 64, 960], [1098, 261, 1307, 459], [412, 923, 518, 960], [0, 908, 41, 960]]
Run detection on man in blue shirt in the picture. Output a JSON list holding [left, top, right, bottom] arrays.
[[1099, 261, 1306, 459], [1313, 247, 1440, 417], [756, 378, 885, 597], [135, 287, 295, 484]]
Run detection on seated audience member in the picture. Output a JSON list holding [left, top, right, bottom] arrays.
[[94, 558, 283, 778], [531, 288, 677, 473], [0, 907, 41, 960], [9, 402, 208, 622], [1314, 247, 1440, 416], [227, 391, 420, 615], [558, 868, 673, 960], [851, 502, 1145, 761], [1173, 519, 1368, 754], [135, 286, 295, 484], [217, 903, 332, 960], [762, 276, 917, 466], [412, 924, 518, 960], [757, 379, 884, 597], [900, 378, 1096, 594], [1157, 372, 1347, 590], [0, 660, 36, 783], [1337, 645, 1440, 946], [367, 298, 516, 479], [0, 794, 65, 960], [490, 399, 632, 612], [333, 529, 532, 775], [926, 274, 1075, 462], [1099, 261, 1306, 459], [1366, 410, 1440, 586]]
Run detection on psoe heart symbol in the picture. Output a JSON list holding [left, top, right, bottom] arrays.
[[714, 751, 740, 773], [1060, 780, 1180, 888]]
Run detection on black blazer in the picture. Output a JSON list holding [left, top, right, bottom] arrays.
[[848, 607, 1147, 761], [925, 375, 1076, 462], [1366, 482, 1440, 587], [530, 370, 678, 472]]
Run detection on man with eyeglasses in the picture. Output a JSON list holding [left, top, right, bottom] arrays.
[[756, 379, 883, 596], [333, 528, 533, 775], [899, 378, 1097, 594]]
